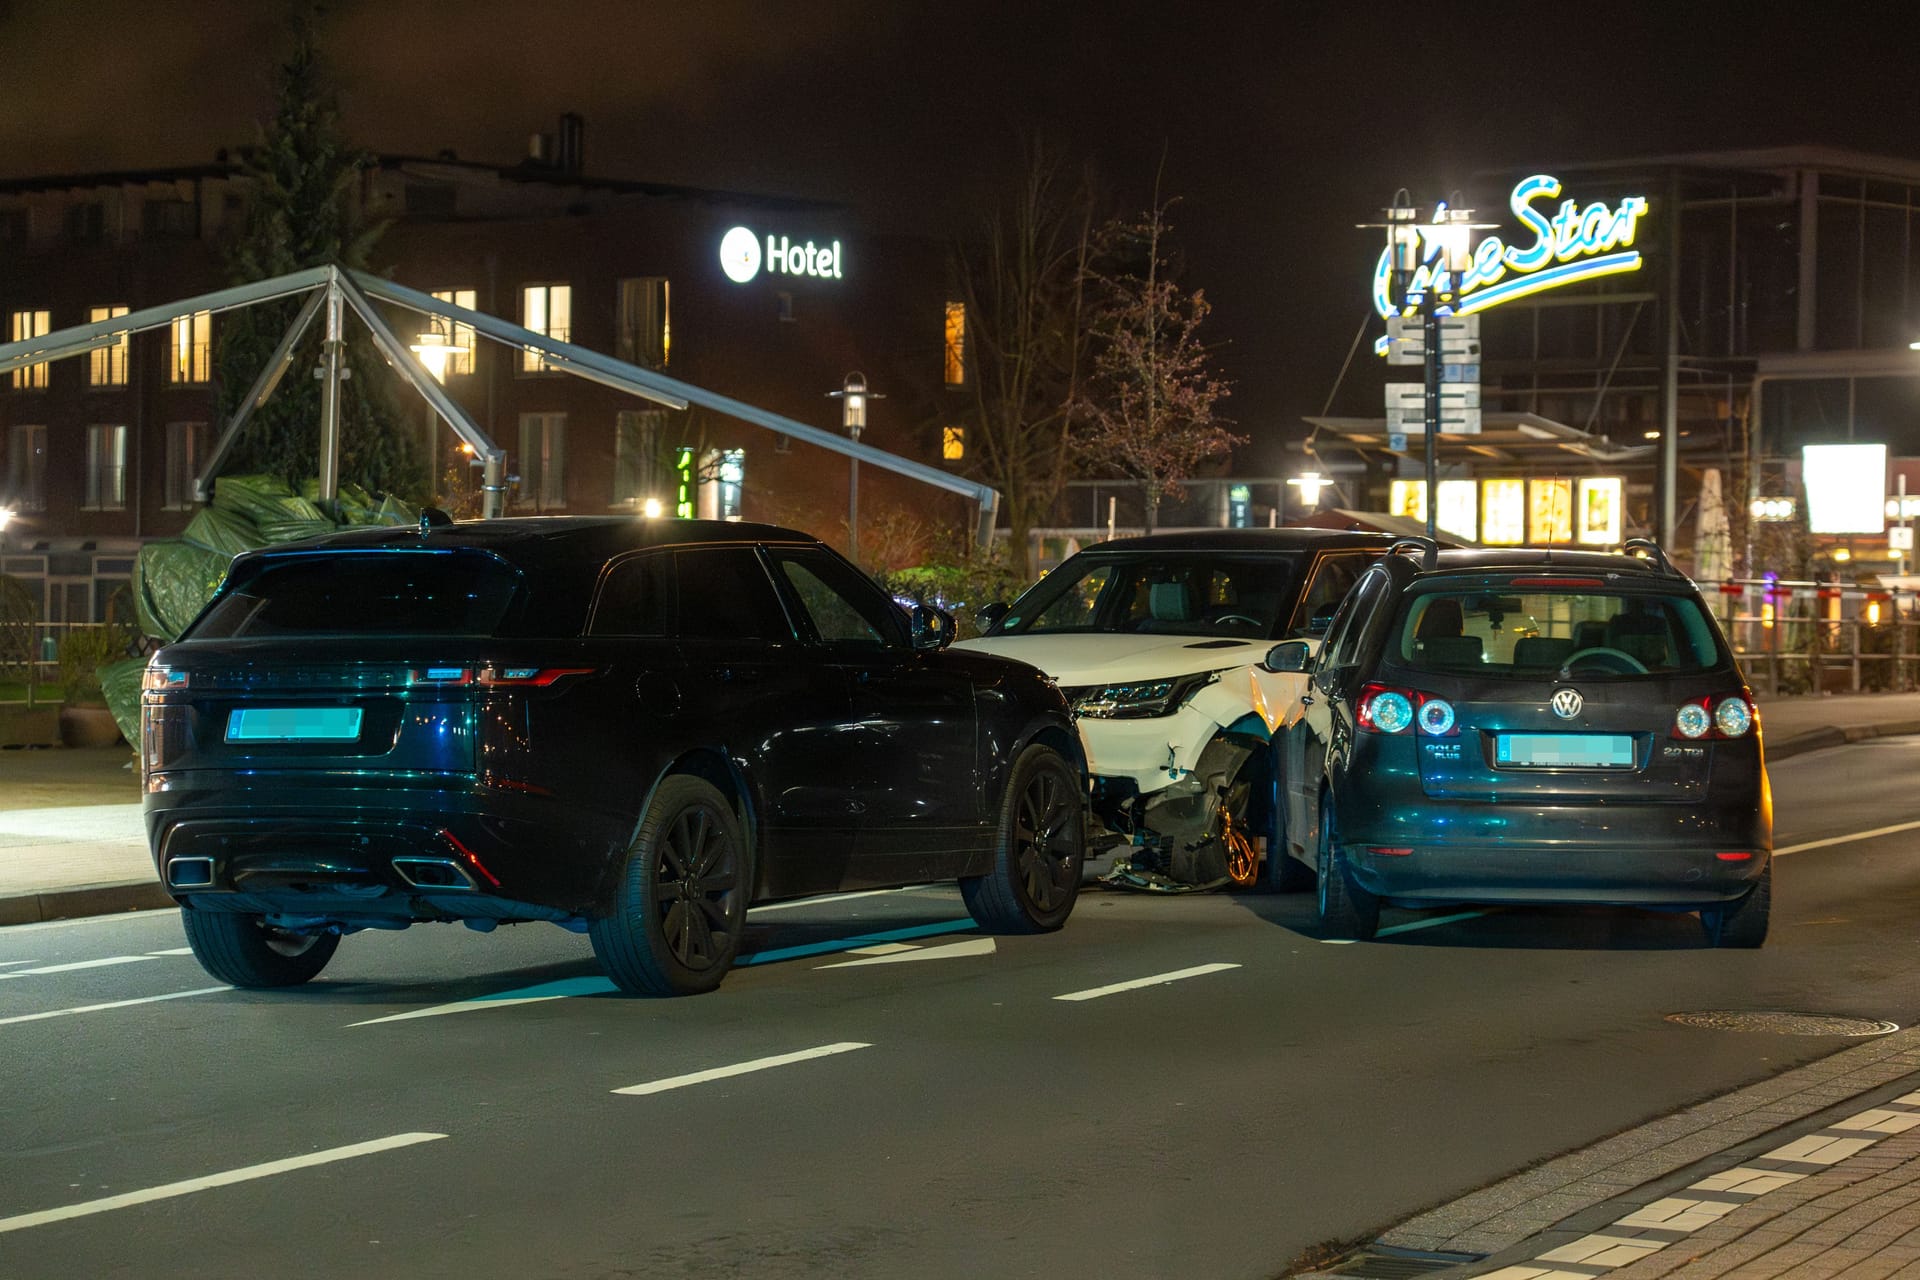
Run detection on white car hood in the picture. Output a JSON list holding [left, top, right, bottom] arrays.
[[955, 632, 1272, 687]]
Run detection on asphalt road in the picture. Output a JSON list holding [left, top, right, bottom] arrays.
[[3, 740, 1919, 1280]]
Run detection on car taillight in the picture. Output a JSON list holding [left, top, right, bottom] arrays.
[[477, 666, 597, 687], [143, 663, 188, 692], [1357, 685, 1458, 736], [1672, 693, 1755, 739], [411, 667, 473, 685]]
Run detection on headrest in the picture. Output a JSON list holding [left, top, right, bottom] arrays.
[[1415, 598, 1464, 638], [1149, 582, 1194, 622]]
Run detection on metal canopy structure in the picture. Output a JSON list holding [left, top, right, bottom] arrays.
[[1303, 412, 1657, 466], [0, 265, 1001, 536]]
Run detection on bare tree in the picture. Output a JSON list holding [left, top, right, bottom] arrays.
[[1074, 199, 1237, 533], [948, 144, 1097, 578]]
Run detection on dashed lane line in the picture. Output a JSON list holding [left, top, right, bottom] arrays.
[[0, 1132, 448, 1235], [1053, 963, 1240, 1002], [612, 1042, 871, 1096], [0, 955, 161, 978], [0, 986, 231, 1027]]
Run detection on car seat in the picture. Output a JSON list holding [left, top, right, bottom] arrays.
[[1414, 598, 1482, 666], [1571, 619, 1609, 651], [1140, 582, 1195, 631], [1513, 636, 1574, 669], [1605, 613, 1671, 667]]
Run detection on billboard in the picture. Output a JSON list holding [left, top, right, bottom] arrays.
[[1802, 444, 1887, 535]]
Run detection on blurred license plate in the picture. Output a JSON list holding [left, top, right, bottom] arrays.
[[1496, 733, 1634, 768], [226, 707, 363, 743]]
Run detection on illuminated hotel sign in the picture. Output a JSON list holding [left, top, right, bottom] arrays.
[[1372, 176, 1648, 320], [719, 225, 844, 284]]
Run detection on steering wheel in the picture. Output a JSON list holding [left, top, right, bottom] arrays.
[[1558, 646, 1648, 676], [1211, 613, 1263, 629]]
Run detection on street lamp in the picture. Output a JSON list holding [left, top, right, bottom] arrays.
[[408, 328, 469, 384], [1288, 471, 1332, 514], [828, 372, 883, 561]]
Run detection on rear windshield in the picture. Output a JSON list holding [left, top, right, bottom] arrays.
[[1389, 586, 1725, 678], [187, 551, 524, 640], [997, 553, 1301, 640]]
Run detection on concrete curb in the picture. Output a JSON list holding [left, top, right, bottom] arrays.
[[1767, 719, 1920, 761], [0, 880, 175, 927]]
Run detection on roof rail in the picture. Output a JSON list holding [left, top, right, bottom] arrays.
[[1621, 537, 1677, 576], [1388, 536, 1439, 571]]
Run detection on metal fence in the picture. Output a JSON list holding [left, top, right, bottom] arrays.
[[1702, 579, 1920, 696]]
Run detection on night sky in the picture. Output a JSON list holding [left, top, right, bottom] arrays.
[[5, 0, 1920, 466]]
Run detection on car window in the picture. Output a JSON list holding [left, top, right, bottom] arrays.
[[672, 548, 794, 642], [1288, 552, 1378, 635], [769, 550, 906, 649], [1389, 586, 1723, 676], [189, 551, 523, 639], [1313, 568, 1386, 679], [999, 553, 1300, 639], [589, 551, 674, 636]]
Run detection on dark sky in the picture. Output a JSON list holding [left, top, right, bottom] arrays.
[[5, 0, 1920, 460]]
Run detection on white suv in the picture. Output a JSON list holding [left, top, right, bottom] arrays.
[[958, 530, 1394, 890]]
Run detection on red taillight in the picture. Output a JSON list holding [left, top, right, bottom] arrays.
[[1368, 847, 1414, 857], [438, 828, 502, 887], [477, 666, 597, 687], [1508, 577, 1605, 588], [1672, 693, 1755, 740], [1357, 684, 1457, 736], [1715, 851, 1753, 862]]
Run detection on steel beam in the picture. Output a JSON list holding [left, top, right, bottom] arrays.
[[195, 288, 327, 501]]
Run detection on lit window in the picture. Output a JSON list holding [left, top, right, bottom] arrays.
[[942, 426, 966, 461], [1389, 479, 1425, 523], [428, 290, 476, 376], [9, 310, 50, 389], [84, 424, 127, 511], [6, 424, 47, 510], [170, 311, 211, 384], [85, 306, 131, 387], [1436, 480, 1478, 542], [517, 412, 567, 508], [1528, 478, 1573, 544], [1577, 477, 1623, 545], [521, 284, 571, 371], [1481, 479, 1525, 545], [164, 422, 210, 510], [943, 301, 966, 387], [617, 278, 670, 368]]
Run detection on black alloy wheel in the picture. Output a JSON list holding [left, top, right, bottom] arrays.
[[591, 774, 749, 996], [1314, 796, 1379, 941], [962, 744, 1083, 933]]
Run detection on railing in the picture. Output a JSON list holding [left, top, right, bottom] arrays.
[[1701, 579, 1920, 696]]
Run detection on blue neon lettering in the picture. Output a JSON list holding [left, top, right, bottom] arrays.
[[1503, 175, 1562, 273]]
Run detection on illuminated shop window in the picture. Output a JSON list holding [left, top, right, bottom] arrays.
[[618, 278, 670, 368], [9, 310, 50, 389], [88, 305, 129, 386], [169, 311, 211, 384], [1390, 479, 1425, 524], [1481, 479, 1525, 545], [1436, 480, 1478, 542], [1577, 477, 1623, 545], [1528, 478, 1574, 544], [84, 424, 127, 511], [943, 426, 966, 461], [521, 284, 572, 371], [944, 301, 966, 387], [429, 290, 477, 376]]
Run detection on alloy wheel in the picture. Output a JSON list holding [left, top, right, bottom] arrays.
[[1015, 767, 1077, 912], [652, 803, 742, 972]]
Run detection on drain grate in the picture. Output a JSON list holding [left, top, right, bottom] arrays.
[[1328, 1250, 1477, 1279], [1666, 1010, 1899, 1037]]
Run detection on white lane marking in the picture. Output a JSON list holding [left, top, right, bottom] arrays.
[[816, 938, 996, 969], [0, 986, 230, 1027], [0, 1132, 447, 1235], [612, 1042, 871, 1096], [0, 960, 40, 968], [1053, 963, 1240, 1003], [145, 947, 194, 956], [1776, 818, 1920, 857], [349, 976, 615, 1027], [748, 886, 929, 914], [0, 955, 161, 978]]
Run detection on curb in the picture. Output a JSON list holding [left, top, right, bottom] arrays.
[[1766, 719, 1920, 761], [0, 880, 175, 927]]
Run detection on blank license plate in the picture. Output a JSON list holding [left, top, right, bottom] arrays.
[[1496, 733, 1635, 768], [226, 707, 364, 743]]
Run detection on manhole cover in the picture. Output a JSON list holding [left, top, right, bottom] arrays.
[[1667, 1010, 1899, 1036]]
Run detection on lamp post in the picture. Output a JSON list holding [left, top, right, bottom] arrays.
[[828, 372, 882, 562]]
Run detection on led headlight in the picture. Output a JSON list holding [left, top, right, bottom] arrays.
[[1073, 673, 1214, 719]]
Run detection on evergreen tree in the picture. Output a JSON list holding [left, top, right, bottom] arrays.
[[214, 7, 422, 500]]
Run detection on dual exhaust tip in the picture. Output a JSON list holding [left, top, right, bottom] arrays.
[[165, 856, 477, 892]]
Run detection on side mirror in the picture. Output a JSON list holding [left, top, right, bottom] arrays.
[[1304, 604, 1339, 638], [1262, 639, 1312, 673], [974, 601, 1010, 633], [910, 604, 957, 652]]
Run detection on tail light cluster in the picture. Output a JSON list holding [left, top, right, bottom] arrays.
[[409, 667, 597, 688], [1673, 693, 1755, 740], [1357, 683, 1458, 736]]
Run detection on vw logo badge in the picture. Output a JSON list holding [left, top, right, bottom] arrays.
[[1551, 688, 1584, 720]]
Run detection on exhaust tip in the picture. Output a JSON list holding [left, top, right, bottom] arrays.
[[392, 857, 478, 891], [166, 856, 215, 889]]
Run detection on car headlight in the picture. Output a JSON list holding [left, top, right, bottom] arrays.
[[1073, 673, 1214, 719]]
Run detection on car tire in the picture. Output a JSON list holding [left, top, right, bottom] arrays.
[[180, 907, 339, 988], [1701, 863, 1770, 949], [961, 743, 1083, 933], [1314, 798, 1379, 941], [591, 774, 751, 996]]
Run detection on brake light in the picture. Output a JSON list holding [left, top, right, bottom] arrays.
[[1368, 847, 1414, 857], [438, 828, 502, 887], [1508, 577, 1605, 588], [1715, 851, 1753, 862], [1672, 693, 1755, 739], [1357, 685, 1458, 735], [477, 666, 597, 687]]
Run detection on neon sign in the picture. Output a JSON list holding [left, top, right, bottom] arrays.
[[1372, 175, 1647, 321], [719, 225, 844, 284]]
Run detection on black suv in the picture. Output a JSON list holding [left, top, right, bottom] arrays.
[[1268, 539, 1771, 944], [142, 517, 1085, 995]]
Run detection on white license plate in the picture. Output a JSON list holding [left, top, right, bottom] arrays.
[[226, 707, 364, 743], [1496, 733, 1635, 768]]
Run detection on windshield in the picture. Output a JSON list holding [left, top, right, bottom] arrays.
[[187, 551, 525, 640], [1389, 586, 1726, 678], [996, 553, 1301, 640]]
